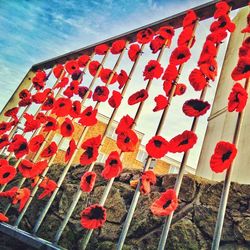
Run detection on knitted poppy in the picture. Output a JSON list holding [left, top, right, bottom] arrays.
[[18, 159, 36, 178], [54, 77, 69, 89], [231, 57, 250, 81], [36, 112, 47, 124], [52, 97, 72, 117], [200, 58, 218, 81], [19, 89, 31, 99], [32, 88, 52, 104], [177, 26, 195, 47], [70, 100, 82, 118], [210, 141, 237, 173], [143, 60, 163, 80], [198, 40, 217, 66], [41, 96, 55, 111], [117, 130, 138, 152], [60, 118, 74, 137], [241, 13, 250, 33], [0, 122, 12, 136], [140, 170, 156, 195], [108, 90, 122, 108], [71, 69, 82, 80], [0, 186, 18, 198], [0, 164, 16, 185], [93, 86, 110, 102], [174, 83, 186, 96], [78, 55, 90, 68], [100, 68, 117, 84], [128, 89, 149, 105], [12, 187, 31, 212], [43, 116, 58, 132], [162, 64, 178, 82], [32, 70, 46, 90], [150, 36, 166, 54], [115, 115, 134, 134], [18, 97, 32, 107], [65, 139, 77, 162], [189, 68, 208, 91], [182, 10, 197, 28], [63, 80, 80, 98], [111, 39, 126, 54], [65, 60, 79, 75], [78, 106, 98, 127], [94, 44, 109, 55], [29, 134, 45, 152], [150, 189, 178, 216], [128, 44, 141, 62], [0, 159, 8, 168], [41, 142, 58, 158], [8, 134, 29, 159], [153, 95, 169, 112], [102, 151, 123, 180], [53, 64, 64, 78], [80, 204, 107, 229], [206, 29, 228, 44], [182, 99, 211, 117], [4, 107, 19, 120], [242, 37, 250, 49], [137, 28, 154, 44], [89, 61, 101, 77], [239, 45, 250, 58], [0, 134, 9, 149], [38, 177, 57, 200], [169, 130, 197, 153], [169, 46, 191, 66], [117, 69, 128, 89], [214, 1, 230, 19], [228, 83, 248, 112], [146, 135, 169, 159], [0, 213, 9, 222], [23, 113, 41, 133], [78, 86, 92, 99], [210, 15, 235, 33], [156, 26, 175, 41], [80, 171, 96, 192]]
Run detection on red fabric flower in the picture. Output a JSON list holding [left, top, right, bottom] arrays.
[[214, 1, 230, 19], [189, 68, 208, 91], [231, 57, 250, 81], [115, 115, 134, 134], [12, 187, 31, 212], [182, 99, 211, 117], [150, 189, 178, 216], [156, 26, 175, 41], [8, 134, 29, 159], [0, 134, 9, 150], [78, 106, 98, 127], [52, 97, 72, 117], [140, 170, 156, 195], [150, 36, 166, 54], [0, 213, 9, 222], [78, 86, 92, 99], [89, 61, 101, 77], [38, 177, 57, 200], [18, 159, 36, 178], [117, 130, 138, 152], [228, 83, 248, 112], [102, 151, 123, 180], [239, 45, 250, 58], [32, 88, 52, 104], [32, 70, 46, 90], [111, 39, 126, 54], [174, 83, 186, 96], [4, 107, 19, 120], [242, 37, 250, 49], [183, 10, 197, 28], [29, 134, 45, 152], [23, 113, 41, 133], [117, 69, 128, 89], [18, 97, 32, 107], [65, 139, 77, 162], [241, 13, 250, 33], [198, 40, 217, 66], [128, 89, 149, 105], [19, 89, 31, 99], [128, 44, 141, 62], [93, 86, 110, 102], [137, 28, 154, 44], [78, 55, 90, 68], [206, 29, 228, 44], [100, 68, 117, 84], [43, 116, 59, 132], [63, 80, 80, 98], [65, 60, 79, 75], [0, 122, 12, 136], [146, 135, 169, 158], [162, 64, 178, 82], [70, 100, 82, 118], [200, 58, 218, 81], [61, 118, 74, 137], [143, 60, 163, 80], [54, 77, 69, 89], [108, 90, 122, 108], [210, 141, 237, 173], [0, 159, 8, 168], [153, 95, 169, 112], [177, 26, 195, 47], [0, 163, 16, 185], [36, 112, 47, 124], [80, 171, 96, 193], [80, 204, 107, 229], [41, 142, 58, 158], [53, 64, 64, 78], [169, 46, 191, 65], [71, 69, 82, 81], [41, 96, 55, 111], [95, 44, 109, 55], [210, 15, 235, 33]]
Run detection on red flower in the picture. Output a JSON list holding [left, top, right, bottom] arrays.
[[0, 159, 8, 168], [38, 177, 57, 200], [70, 100, 82, 118], [239, 45, 250, 58], [0, 213, 9, 222], [95, 44, 109, 55], [150, 189, 178, 216], [29, 134, 45, 152], [52, 97, 72, 117], [65, 139, 77, 162], [115, 115, 134, 134], [54, 77, 69, 89], [198, 40, 217, 66], [18, 97, 32, 107], [241, 13, 250, 33], [60, 118, 74, 137], [162, 64, 178, 82], [111, 39, 126, 54], [177, 26, 195, 47], [206, 29, 228, 44], [128, 44, 141, 62], [140, 170, 156, 195], [0, 134, 9, 149], [146, 135, 169, 158], [137, 28, 154, 44], [214, 1, 230, 19], [63, 80, 80, 98], [18, 159, 36, 178], [32, 88, 52, 104], [78, 55, 90, 68], [117, 130, 138, 152], [71, 69, 82, 81], [12, 187, 31, 212], [153, 95, 169, 112], [80, 171, 96, 192], [0, 163, 16, 185], [36, 112, 47, 124], [242, 37, 250, 48], [41, 142, 58, 158], [53, 64, 64, 78], [174, 83, 186, 96], [41, 96, 55, 111], [93, 86, 110, 102], [231, 57, 250, 81], [169, 130, 197, 153], [210, 15, 235, 33], [0, 122, 12, 136], [228, 83, 248, 112], [108, 90, 122, 108], [156, 26, 175, 41], [43, 116, 59, 132], [169, 46, 191, 65], [32, 70, 46, 90], [100, 68, 117, 84], [117, 69, 128, 89], [128, 89, 149, 105], [102, 151, 123, 180], [182, 99, 211, 117], [4, 107, 19, 120], [210, 141, 237, 173], [8, 134, 29, 159], [78, 86, 92, 99], [19, 89, 31, 99], [80, 204, 107, 229], [143, 60, 163, 80], [65, 60, 79, 75], [200, 58, 218, 81], [78, 106, 98, 126], [150, 36, 166, 54], [189, 68, 208, 91], [89, 61, 101, 77], [23, 113, 41, 133], [182, 10, 197, 28]]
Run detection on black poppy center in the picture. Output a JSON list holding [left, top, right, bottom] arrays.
[[154, 140, 162, 148], [48, 147, 52, 154], [0, 138, 5, 143], [177, 53, 185, 59], [222, 150, 232, 162], [46, 98, 54, 105], [219, 21, 227, 28], [135, 91, 145, 100], [86, 147, 93, 159], [59, 103, 65, 107], [209, 65, 215, 71], [188, 100, 207, 112], [66, 124, 72, 131], [3, 172, 10, 178], [0, 125, 7, 130], [71, 66, 76, 70], [86, 175, 92, 184], [163, 199, 171, 209], [19, 143, 27, 151], [95, 87, 104, 96], [46, 121, 54, 127], [147, 66, 156, 72], [89, 207, 104, 220], [22, 164, 32, 170], [243, 64, 250, 73], [110, 159, 118, 166], [124, 136, 130, 143], [86, 111, 92, 116], [179, 138, 189, 146]]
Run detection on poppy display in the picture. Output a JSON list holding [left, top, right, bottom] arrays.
[[32, 88, 52, 104], [143, 60, 163, 80], [78, 55, 90, 68], [65, 139, 77, 162], [78, 106, 98, 127], [210, 15, 235, 33], [206, 29, 228, 44], [100, 68, 117, 84], [0, 163, 16, 185], [53, 64, 64, 78], [177, 26, 195, 47], [60, 118, 75, 137], [65, 60, 79, 75], [94, 44, 109, 55], [116, 130, 138, 152], [210, 141, 237, 173], [29, 134, 45, 152], [108, 90, 122, 108], [41, 96, 55, 111], [115, 115, 134, 134], [150, 189, 178, 216], [78, 86, 92, 99], [38, 177, 57, 200], [0, 134, 9, 149], [182, 99, 211, 117], [214, 1, 230, 19], [32, 70, 46, 90], [128, 89, 149, 105], [0, 213, 9, 222], [18, 97, 32, 107], [54, 77, 69, 89], [93, 86, 110, 102], [36, 112, 47, 124], [8, 134, 29, 159], [200, 58, 218, 81], [169, 46, 191, 66], [182, 10, 197, 28], [23, 113, 41, 133], [4, 107, 19, 120], [63, 80, 80, 98], [41, 142, 58, 158], [111, 39, 126, 54], [80, 171, 96, 192], [117, 69, 128, 89], [80, 204, 107, 229], [198, 40, 217, 66], [52, 97, 72, 117], [43, 116, 59, 132], [174, 83, 186, 96], [228, 83, 248, 112], [146, 135, 169, 158], [89, 61, 101, 77], [70, 100, 82, 118], [128, 44, 141, 62], [231, 57, 250, 81], [136, 28, 154, 44], [140, 170, 156, 195], [0, 122, 12, 136], [150, 36, 166, 54], [153, 95, 169, 112], [19, 89, 31, 99], [102, 151, 123, 180], [156, 26, 175, 41], [189, 68, 208, 91]]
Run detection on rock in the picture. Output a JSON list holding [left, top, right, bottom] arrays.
[[235, 217, 250, 242]]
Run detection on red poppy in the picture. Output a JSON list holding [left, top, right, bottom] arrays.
[[143, 60, 163, 80], [111, 39, 126, 54], [241, 13, 250, 33], [95, 44, 109, 55], [36, 112, 47, 124], [228, 83, 248, 112], [242, 37, 250, 48], [41, 96, 55, 111], [150, 36, 166, 54], [162, 64, 178, 82], [182, 10, 197, 28], [210, 15, 235, 33], [89, 61, 101, 77], [52, 97, 72, 117], [4, 107, 19, 120], [153, 95, 169, 112], [93, 86, 110, 102], [18, 97, 32, 107], [137, 28, 154, 44], [63, 80, 80, 98], [189, 68, 208, 91], [32, 88, 52, 104], [53, 64, 64, 78], [150, 189, 178, 216], [80, 171, 96, 192], [65, 60, 79, 75], [210, 141, 237, 173], [182, 99, 211, 117], [117, 69, 128, 89], [32, 70, 46, 90], [23, 113, 41, 133], [177, 26, 195, 47], [70, 100, 82, 118], [239, 45, 250, 58], [156, 26, 175, 41], [0, 163, 16, 185], [169, 130, 197, 153], [0, 213, 9, 222], [128, 44, 141, 62], [115, 115, 134, 134], [0, 134, 9, 150], [0, 186, 18, 198], [54, 77, 69, 89], [198, 40, 217, 66], [41, 142, 58, 158], [0, 159, 8, 168], [102, 151, 123, 180], [29, 134, 45, 152], [78, 86, 92, 99], [214, 1, 230, 19], [38, 177, 57, 200], [170, 46, 191, 66], [200, 58, 218, 81], [128, 89, 149, 105], [8, 134, 29, 159], [78, 55, 90, 68], [0, 122, 12, 136], [116, 130, 138, 152], [78, 106, 98, 127], [19, 89, 31, 99], [12, 187, 31, 212], [65, 139, 77, 162], [174, 83, 186, 96], [146, 135, 169, 158], [231, 57, 250, 81], [80, 204, 107, 229], [108, 90, 122, 108], [43, 116, 59, 132], [206, 29, 228, 44], [140, 170, 156, 195], [71, 69, 82, 81], [100, 68, 117, 84], [60, 118, 74, 137]]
